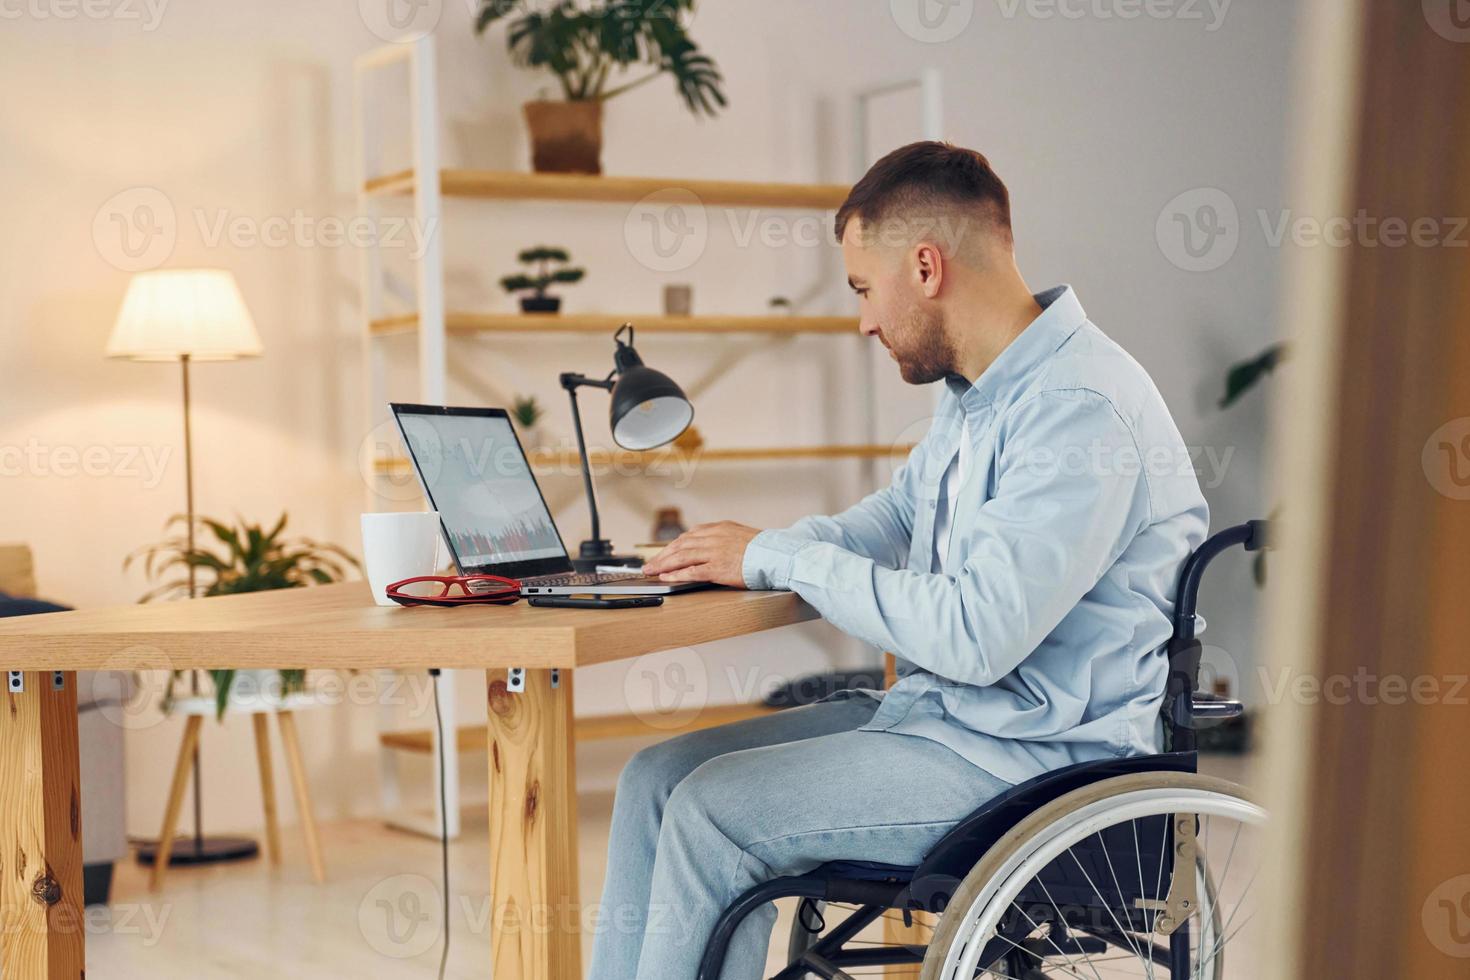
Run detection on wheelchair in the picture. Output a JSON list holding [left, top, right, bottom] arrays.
[[699, 520, 1271, 979]]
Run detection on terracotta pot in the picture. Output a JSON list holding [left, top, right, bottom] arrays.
[[522, 100, 604, 175]]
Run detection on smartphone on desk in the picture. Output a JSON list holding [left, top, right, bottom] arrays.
[[528, 595, 664, 610]]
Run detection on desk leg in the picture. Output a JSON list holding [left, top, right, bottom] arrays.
[[0, 671, 84, 978], [486, 668, 581, 980]]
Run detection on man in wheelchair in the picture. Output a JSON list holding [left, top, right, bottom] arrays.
[[593, 141, 1218, 979]]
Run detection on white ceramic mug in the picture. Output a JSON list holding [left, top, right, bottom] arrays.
[[361, 512, 446, 606]]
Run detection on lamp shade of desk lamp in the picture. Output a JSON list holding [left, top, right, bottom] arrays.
[[106, 268, 263, 869], [560, 323, 693, 569], [608, 344, 695, 452]]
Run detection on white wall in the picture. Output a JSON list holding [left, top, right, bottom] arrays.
[[0, 0, 1295, 834]]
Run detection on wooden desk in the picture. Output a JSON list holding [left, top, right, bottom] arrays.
[[0, 582, 817, 979]]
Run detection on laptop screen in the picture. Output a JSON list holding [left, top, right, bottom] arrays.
[[390, 404, 572, 579]]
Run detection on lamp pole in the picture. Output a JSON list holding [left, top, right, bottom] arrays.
[[180, 353, 206, 854], [560, 371, 615, 569], [108, 269, 263, 869]]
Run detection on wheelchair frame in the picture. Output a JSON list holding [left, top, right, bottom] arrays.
[[696, 519, 1270, 980]]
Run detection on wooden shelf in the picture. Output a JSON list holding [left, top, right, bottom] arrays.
[[380, 701, 782, 752], [370, 312, 856, 336], [372, 443, 913, 477], [364, 168, 849, 210]]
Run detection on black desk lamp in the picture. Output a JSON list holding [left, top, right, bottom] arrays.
[[560, 323, 693, 571]]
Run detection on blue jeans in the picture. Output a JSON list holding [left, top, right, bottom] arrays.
[[587, 693, 1013, 980]]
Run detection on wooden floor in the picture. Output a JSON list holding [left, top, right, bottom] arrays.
[[88, 756, 1254, 978], [90, 789, 822, 979]]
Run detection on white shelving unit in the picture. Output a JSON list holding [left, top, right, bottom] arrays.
[[353, 35, 942, 839]]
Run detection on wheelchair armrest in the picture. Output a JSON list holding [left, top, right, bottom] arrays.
[[1191, 693, 1244, 720]]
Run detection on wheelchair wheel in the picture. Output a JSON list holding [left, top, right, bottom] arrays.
[[921, 771, 1263, 979]]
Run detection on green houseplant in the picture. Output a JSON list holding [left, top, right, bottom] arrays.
[[1219, 342, 1287, 585], [475, 0, 726, 174], [512, 394, 548, 450], [501, 246, 586, 313], [126, 513, 361, 718]]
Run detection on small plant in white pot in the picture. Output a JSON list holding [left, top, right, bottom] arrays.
[[475, 0, 726, 174], [512, 394, 548, 451]]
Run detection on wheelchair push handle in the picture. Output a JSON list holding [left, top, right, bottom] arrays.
[[1171, 518, 1271, 644], [1164, 519, 1270, 747]]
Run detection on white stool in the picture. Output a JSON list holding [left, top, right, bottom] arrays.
[[150, 687, 327, 891]]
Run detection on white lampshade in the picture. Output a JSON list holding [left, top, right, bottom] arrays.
[[106, 269, 263, 362]]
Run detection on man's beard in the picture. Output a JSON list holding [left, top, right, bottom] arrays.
[[892, 304, 957, 385]]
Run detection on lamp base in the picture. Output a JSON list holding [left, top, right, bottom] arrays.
[[134, 835, 260, 867], [573, 539, 643, 573]]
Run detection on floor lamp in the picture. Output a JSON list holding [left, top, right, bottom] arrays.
[[107, 268, 265, 866]]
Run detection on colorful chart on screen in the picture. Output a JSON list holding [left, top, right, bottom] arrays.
[[396, 412, 567, 566]]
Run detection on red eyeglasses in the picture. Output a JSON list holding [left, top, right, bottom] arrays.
[[385, 574, 521, 608]]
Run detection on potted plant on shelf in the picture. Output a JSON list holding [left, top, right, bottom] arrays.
[[512, 394, 548, 450], [501, 246, 586, 313], [475, 0, 727, 174], [126, 513, 361, 719]]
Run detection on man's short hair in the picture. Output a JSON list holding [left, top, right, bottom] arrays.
[[834, 141, 1012, 252]]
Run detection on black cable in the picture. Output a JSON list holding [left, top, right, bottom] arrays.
[[429, 668, 450, 980]]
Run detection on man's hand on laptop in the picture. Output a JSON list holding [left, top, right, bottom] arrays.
[[643, 521, 761, 588]]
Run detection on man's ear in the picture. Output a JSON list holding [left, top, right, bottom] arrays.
[[913, 242, 944, 299]]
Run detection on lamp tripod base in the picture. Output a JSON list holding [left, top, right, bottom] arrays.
[[134, 835, 260, 867], [573, 539, 643, 573]]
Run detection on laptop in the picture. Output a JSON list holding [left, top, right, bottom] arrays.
[[390, 403, 711, 596]]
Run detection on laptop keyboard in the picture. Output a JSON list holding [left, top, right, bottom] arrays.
[[530, 571, 646, 587]]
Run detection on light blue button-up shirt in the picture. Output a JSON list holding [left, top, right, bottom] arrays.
[[742, 286, 1208, 785]]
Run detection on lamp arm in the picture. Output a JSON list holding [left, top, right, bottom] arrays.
[[562, 380, 607, 546]]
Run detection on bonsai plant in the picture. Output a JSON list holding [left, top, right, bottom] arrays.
[[475, 0, 727, 174], [501, 246, 586, 313], [126, 513, 361, 718]]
